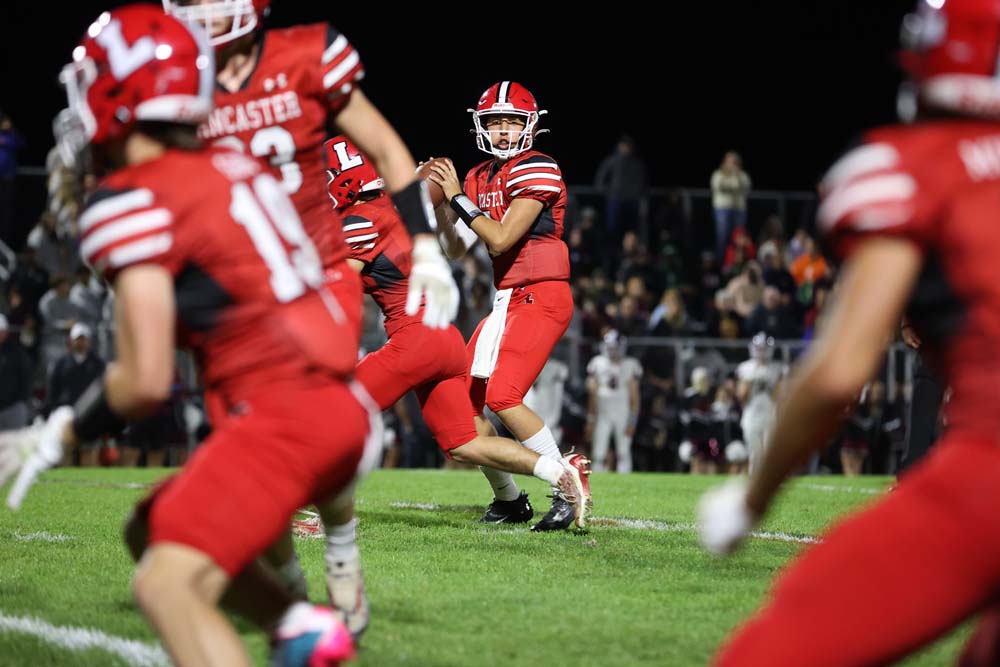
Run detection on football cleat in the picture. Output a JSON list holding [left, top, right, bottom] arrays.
[[270, 605, 355, 667], [479, 490, 533, 524], [530, 492, 576, 532], [325, 550, 370, 641], [555, 453, 593, 530]]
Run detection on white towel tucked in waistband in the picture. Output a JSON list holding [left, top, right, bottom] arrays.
[[470, 288, 513, 379]]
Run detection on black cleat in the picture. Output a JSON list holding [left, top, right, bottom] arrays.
[[530, 492, 577, 532], [479, 491, 533, 524]]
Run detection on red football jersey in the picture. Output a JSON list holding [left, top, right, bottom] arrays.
[[819, 120, 1000, 437], [463, 150, 570, 289], [198, 23, 364, 268], [341, 194, 422, 336], [78, 148, 357, 409]]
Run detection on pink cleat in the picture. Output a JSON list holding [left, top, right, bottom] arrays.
[[270, 604, 356, 667]]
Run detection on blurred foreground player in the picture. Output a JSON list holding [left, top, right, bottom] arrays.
[[162, 0, 458, 330], [0, 6, 370, 665], [698, 1, 1000, 665]]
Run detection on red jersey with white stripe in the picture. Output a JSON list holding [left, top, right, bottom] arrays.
[[79, 148, 357, 409], [463, 150, 569, 289], [198, 23, 363, 268], [819, 120, 1000, 437], [341, 194, 422, 336]]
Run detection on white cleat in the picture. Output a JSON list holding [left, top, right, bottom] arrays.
[[557, 453, 594, 530]]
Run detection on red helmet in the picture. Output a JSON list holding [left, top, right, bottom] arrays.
[[54, 4, 214, 167], [469, 81, 547, 160], [162, 0, 270, 47], [324, 135, 385, 210], [898, 0, 1000, 119]]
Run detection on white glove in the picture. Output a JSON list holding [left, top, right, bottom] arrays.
[[697, 477, 757, 556], [406, 236, 460, 330], [0, 406, 74, 510]]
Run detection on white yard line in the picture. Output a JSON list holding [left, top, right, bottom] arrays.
[[12, 531, 71, 543], [0, 612, 170, 667], [390, 502, 820, 545], [802, 483, 884, 496]]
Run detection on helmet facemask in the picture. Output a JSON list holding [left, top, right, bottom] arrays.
[[163, 0, 257, 47], [470, 109, 543, 160]]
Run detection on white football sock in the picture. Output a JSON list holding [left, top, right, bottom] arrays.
[[533, 455, 565, 487], [522, 426, 561, 461], [325, 517, 359, 564], [479, 465, 520, 501]]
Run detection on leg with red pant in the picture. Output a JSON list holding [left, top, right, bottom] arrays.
[[129, 382, 366, 667], [467, 281, 580, 531], [714, 434, 1000, 667]]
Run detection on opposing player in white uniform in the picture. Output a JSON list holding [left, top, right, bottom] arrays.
[[736, 333, 787, 473], [523, 358, 569, 445], [585, 330, 642, 473]]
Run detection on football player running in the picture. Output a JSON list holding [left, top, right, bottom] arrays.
[[1, 5, 369, 666], [161, 0, 458, 329], [699, 1, 1000, 664]]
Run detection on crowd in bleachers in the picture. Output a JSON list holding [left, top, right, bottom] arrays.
[[0, 139, 916, 475]]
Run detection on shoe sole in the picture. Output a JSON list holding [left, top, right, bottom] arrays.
[[563, 458, 593, 530]]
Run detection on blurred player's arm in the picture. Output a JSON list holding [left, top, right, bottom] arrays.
[[71, 265, 177, 448], [584, 372, 598, 441], [427, 159, 542, 255], [433, 203, 478, 259], [700, 237, 921, 554], [1, 265, 176, 509], [744, 237, 920, 517]]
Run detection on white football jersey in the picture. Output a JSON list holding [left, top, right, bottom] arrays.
[[736, 359, 785, 397], [523, 358, 569, 428], [587, 354, 642, 403]]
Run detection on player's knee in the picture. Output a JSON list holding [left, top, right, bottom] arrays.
[[484, 384, 521, 414], [131, 553, 180, 613], [449, 438, 480, 465]]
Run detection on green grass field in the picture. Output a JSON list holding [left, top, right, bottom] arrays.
[[0, 469, 970, 666]]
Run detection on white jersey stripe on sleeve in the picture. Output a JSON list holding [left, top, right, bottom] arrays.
[[79, 189, 155, 232], [107, 232, 173, 268], [510, 184, 562, 196], [510, 161, 558, 173], [507, 172, 562, 186], [820, 143, 899, 191], [817, 173, 916, 231], [342, 221, 374, 232], [80, 208, 172, 259], [322, 34, 348, 65], [323, 51, 360, 90], [345, 231, 377, 244]]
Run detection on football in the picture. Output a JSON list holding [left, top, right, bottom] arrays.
[[416, 157, 451, 208]]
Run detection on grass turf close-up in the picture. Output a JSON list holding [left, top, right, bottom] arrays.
[[0, 468, 969, 666]]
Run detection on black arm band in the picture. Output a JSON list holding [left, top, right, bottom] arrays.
[[71, 378, 127, 442], [450, 194, 484, 226], [391, 180, 435, 236]]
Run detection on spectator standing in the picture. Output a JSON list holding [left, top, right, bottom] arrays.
[[37, 274, 83, 375], [45, 323, 105, 466], [0, 314, 33, 429], [711, 150, 752, 262], [594, 134, 647, 240]]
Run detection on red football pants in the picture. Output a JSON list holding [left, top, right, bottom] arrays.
[[467, 280, 573, 415], [140, 379, 368, 576], [715, 432, 1000, 667], [355, 323, 478, 452]]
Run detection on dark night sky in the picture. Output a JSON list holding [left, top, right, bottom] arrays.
[[1, 1, 915, 192]]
